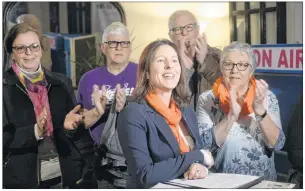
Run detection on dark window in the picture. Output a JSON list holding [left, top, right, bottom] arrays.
[[229, 2, 286, 44], [49, 2, 60, 33], [67, 2, 91, 34]]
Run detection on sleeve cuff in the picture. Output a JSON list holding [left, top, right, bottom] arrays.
[[185, 67, 195, 80], [266, 128, 286, 151], [203, 165, 209, 175], [34, 124, 44, 140], [199, 150, 213, 168]]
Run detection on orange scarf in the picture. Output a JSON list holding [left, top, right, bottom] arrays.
[[213, 77, 256, 117], [146, 92, 190, 154]]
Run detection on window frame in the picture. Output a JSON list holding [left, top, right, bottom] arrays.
[[49, 2, 60, 33], [229, 2, 286, 44], [66, 2, 126, 34]]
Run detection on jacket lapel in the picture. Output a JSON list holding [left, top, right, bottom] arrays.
[[144, 102, 202, 156], [144, 103, 181, 157]]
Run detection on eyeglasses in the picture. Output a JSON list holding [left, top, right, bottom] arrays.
[[222, 62, 251, 71], [104, 41, 131, 48], [170, 23, 198, 35], [12, 44, 41, 54]]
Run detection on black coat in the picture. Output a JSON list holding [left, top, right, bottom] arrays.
[[3, 68, 84, 188]]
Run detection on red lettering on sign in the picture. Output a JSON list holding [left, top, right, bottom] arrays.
[[253, 49, 260, 67], [262, 49, 272, 67], [278, 49, 288, 68], [296, 49, 303, 68], [289, 49, 294, 68]]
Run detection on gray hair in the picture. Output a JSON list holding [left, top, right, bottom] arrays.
[[220, 41, 257, 72], [168, 10, 198, 31], [102, 22, 129, 43]]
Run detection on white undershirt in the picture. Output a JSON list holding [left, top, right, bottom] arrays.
[[177, 124, 209, 175], [177, 124, 195, 151]]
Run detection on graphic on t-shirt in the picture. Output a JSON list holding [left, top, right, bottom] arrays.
[[91, 83, 135, 105]]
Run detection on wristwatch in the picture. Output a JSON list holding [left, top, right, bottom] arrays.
[[255, 110, 267, 122]]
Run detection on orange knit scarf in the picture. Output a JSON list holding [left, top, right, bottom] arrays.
[[213, 77, 256, 117], [146, 92, 190, 154]]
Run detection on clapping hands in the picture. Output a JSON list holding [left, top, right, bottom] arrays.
[[64, 105, 84, 130]]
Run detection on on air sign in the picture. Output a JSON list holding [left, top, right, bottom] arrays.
[[252, 44, 303, 74]]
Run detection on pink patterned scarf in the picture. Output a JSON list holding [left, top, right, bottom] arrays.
[[12, 63, 53, 136]]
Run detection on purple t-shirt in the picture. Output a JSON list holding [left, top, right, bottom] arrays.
[[77, 62, 138, 144]]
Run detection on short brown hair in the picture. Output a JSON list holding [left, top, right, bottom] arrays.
[[4, 23, 44, 55], [16, 14, 42, 32], [132, 39, 190, 107]]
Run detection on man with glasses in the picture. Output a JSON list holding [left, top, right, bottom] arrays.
[[76, 22, 137, 188], [168, 10, 222, 110]]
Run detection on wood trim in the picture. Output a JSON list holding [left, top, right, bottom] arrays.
[[276, 2, 287, 43], [230, 2, 284, 45], [229, 3, 235, 42], [49, 2, 60, 33], [85, 2, 91, 34], [232, 10, 246, 16], [260, 2, 266, 44], [111, 2, 126, 25], [67, 2, 77, 33]]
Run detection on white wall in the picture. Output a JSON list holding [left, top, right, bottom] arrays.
[[28, 2, 68, 34], [121, 2, 231, 63], [286, 2, 303, 44], [28, 2, 50, 32], [59, 2, 68, 33], [24, 1, 302, 56]]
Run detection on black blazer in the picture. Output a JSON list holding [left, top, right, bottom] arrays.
[[3, 68, 83, 188], [117, 101, 205, 188]]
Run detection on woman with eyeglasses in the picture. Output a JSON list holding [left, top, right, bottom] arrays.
[[196, 41, 285, 180], [3, 23, 91, 188]]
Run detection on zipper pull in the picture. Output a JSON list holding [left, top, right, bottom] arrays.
[[4, 153, 11, 168]]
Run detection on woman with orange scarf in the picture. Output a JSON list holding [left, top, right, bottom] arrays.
[[116, 39, 214, 188], [196, 42, 285, 180]]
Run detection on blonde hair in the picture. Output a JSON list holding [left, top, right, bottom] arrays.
[[16, 14, 42, 32]]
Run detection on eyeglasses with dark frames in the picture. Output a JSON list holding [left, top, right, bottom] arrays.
[[104, 41, 131, 48], [12, 44, 41, 54], [222, 62, 251, 71], [170, 23, 198, 35]]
